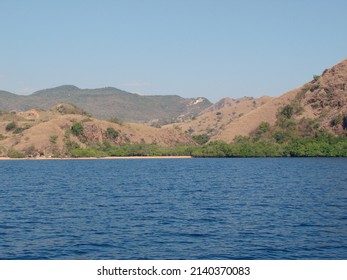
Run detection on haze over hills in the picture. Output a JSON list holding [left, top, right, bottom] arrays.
[[0, 85, 212, 124]]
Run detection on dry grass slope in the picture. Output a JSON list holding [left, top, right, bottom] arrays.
[[168, 96, 273, 139], [0, 105, 193, 158], [213, 58, 347, 142]]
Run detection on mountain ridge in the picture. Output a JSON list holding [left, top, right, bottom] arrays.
[[0, 86, 212, 124]]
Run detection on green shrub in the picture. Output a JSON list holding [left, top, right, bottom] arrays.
[[5, 122, 16, 131], [106, 127, 119, 139], [280, 105, 294, 119], [7, 149, 25, 158], [13, 127, 25, 134], [71, 122, 84, 136], [70, 148, 103, 158], [313, 75, 320, 81], [192, 134, 210, 145], [273, 130, 290, 144], [330, 114, 343, 127], [65, 140, 80, 151], [52, 148, 61, 158], [258, 122, 270, 133]]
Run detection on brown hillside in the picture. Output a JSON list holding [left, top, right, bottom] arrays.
[[0, 106, 193, 158], [212, 89, 299, 142], [299, 59, 347, 134], [213, 58, 347, 142], [169, 96, 272, 138]]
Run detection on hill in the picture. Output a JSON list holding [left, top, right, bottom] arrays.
[[0, 85, 212, 124], [211, 58, 347, 142], [0, 104, 194, 158], [166, 96, 273, 142], [184, 58, 347, 157]]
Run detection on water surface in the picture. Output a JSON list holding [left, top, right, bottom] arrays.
[[0, 158, 346, 259]]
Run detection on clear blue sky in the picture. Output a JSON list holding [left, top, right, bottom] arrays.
[[1, 0, 346, 102]]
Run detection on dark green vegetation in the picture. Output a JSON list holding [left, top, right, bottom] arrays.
[[5, 121, 16, 131], [71, 122, 84, 136], [61, 129, 347, 158], [189, 133, 347, 157], [0, 85, 211, 124], [69, 144, 195, 158], [7, 149, 26, 158], [5, 121, 31, 134], [106, 127, 119, 139], [192, 134, 210, 145]]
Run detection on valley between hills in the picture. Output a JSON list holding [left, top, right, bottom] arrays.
[[1, 59, 347, 158]]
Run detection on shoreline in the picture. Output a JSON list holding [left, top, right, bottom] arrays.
[[0, 156, 193, 161]]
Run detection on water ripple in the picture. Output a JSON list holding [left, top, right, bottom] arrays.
[[0, 158, 346, 259]]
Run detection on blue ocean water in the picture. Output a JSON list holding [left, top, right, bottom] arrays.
[[0, 158, 346, 259]]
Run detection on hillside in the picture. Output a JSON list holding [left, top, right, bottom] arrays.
[[212, 59, 347, 142], [0, 104, 194, 158], [299, 59, 347, 134], [167, 96, 273, 141], [0, 85, 212, 124]]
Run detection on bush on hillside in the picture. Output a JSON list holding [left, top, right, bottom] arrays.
[[192, 134, 210, 145], [279, 105, 294, 119], [106, 127, 119, 139], [71, 122, 84, 136], [7, 149, 25, 158], [5, 122, 16, 131]]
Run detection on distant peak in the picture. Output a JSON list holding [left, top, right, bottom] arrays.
[[51, 85, 80, 91], [32, 85, 80, 96]]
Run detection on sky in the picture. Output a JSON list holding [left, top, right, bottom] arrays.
[[0, 0, 347, 102]]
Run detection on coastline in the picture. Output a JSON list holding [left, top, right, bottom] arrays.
[[0, 156, 193, 160]]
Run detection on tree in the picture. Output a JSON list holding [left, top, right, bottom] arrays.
[[280, 105, 294, 119], [192, 134, 210, 145], [106, 127, 119, 139], [71, 122, 84, 136], [313, 75, 320, 81], [5, 122, 16, 131], [258, 122, 270, 133]]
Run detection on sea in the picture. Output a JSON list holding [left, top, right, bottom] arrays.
[[0, 158, 346, 260]]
